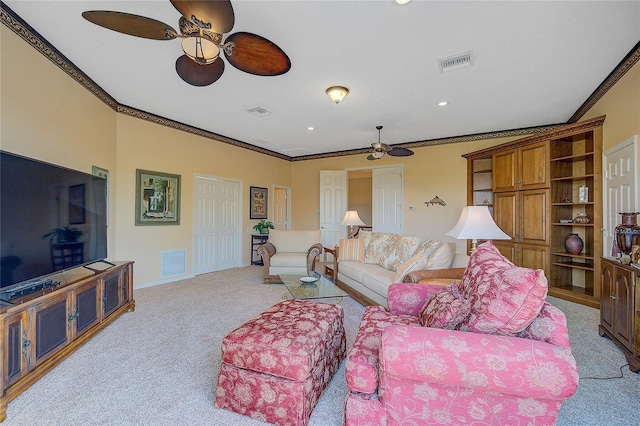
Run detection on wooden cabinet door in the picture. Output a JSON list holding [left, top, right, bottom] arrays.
[[102, 271, 121, 319], [519, 141, 549, 190], [74, 281, 99, 338], [493, 192, 517, 239], [519, 243, 549, 276], [2, 312, 29, 387], [600, 260, 615, 334], [493, 150, 517, 192], [614, 266, 635, 350], [519, 189, 549, 245], [493, 241, 516, 264], [33, 293, 71, 367]]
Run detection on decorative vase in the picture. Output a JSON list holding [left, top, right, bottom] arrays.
[[574, 212, 591, 224], [565, 233, 584, 255], [614, 212, 640, 255]]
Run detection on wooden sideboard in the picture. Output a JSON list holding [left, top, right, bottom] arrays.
[[0, 261, 134, 422], [599, 257, 639, 371]]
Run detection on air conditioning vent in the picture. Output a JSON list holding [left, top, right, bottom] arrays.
[[439, 50, 473, 72], [246, 106, 272, 116]]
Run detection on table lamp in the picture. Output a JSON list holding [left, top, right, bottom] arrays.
[[446, 205, 511, 254], [341, 210, 366, 238]]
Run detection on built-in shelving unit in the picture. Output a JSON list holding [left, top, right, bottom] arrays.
[[464, 115, 605, 308]]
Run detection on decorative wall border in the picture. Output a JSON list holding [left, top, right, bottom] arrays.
[[2, 2, 637, 163]]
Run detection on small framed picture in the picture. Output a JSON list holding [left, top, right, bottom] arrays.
[[135, 169, 181, 226], [631, 245, 640, 264], [250, 186, 268, 219]]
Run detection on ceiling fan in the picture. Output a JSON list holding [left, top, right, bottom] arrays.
[[367, 126, 415, 160], [82, 0, 291, 87]]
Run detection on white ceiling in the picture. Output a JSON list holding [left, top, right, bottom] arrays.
[[4, 1, 640, 159]]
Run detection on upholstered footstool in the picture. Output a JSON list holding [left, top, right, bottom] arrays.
[[215, 299, 346, 426]]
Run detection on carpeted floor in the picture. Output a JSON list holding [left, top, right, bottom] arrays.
[[3, 266, 639, 425]]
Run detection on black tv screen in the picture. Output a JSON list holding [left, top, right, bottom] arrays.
[[0, 151, 107, 291]]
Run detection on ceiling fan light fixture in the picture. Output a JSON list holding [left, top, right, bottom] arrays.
[[326, 86, 349, 104], [372, 150, 385, 159], [182, 36, 219, 65]]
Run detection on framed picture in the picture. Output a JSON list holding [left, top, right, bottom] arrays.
[[69, 184, 85, 224], [250, 186, 268, 219], [92, 166, 109, 225], [631, 245, 640, 264], [135, 169, 181, 226]]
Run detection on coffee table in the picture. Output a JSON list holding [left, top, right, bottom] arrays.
[[279, 273, 349, 300]]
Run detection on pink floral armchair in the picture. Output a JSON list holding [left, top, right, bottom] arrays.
[[344, 242, 579, 426]]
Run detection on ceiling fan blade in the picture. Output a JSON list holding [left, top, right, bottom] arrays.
[[224, 32, 291, 76], [82, 11, 178, 40], [175, 55, 225, 86], [388, 147, 415, 157], [170, 0, 235, 34]]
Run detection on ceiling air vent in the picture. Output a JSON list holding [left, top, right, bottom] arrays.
[[439, 50, 473, 73], [246, 106, 272, 116]]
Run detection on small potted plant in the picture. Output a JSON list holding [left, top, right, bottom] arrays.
[[43, 226, 83, 244], [252, 220, 274, 234]]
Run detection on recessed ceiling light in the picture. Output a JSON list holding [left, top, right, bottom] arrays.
[[395, 0, 412, 4], [307, 126, 314, 131], [438, 101, 448, 106]]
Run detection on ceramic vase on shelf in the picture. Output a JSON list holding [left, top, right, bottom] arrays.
[[615, 212, 640, 255], [565, 233, 584, 255]]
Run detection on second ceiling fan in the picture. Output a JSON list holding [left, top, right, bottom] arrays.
[[82, 0, 291, 86], [367, 126, 415, 160]]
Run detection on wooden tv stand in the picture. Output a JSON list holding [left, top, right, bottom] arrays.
[[0, 261, 134, 422]]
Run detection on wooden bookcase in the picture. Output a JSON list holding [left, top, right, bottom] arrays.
[[464, 115, 605, 307]]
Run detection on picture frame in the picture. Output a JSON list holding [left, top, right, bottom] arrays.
[[92, 166, 109, 226], [135, 169, 181, 226], [250, 186, 268, 219], [631, 245, 640, 264], [68, 184, 85, 224]]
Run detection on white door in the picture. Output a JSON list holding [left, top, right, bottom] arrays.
[[273, 187, 289, 230], [603, 136, 638, 256], [193, 175, 240, 275], [217, 180, 240, 270], [373, 166, 403, 234], [319, 170, 348, 248]]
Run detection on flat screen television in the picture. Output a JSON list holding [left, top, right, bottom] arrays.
[[1, 151, 108, 299]]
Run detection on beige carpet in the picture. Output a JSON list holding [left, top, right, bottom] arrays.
[[3, 266, 639, 425]]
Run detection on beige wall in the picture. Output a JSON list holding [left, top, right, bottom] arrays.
[[1, 27, 290, 286], [290, 137, 517, 253], [2, 22, 638, 285]]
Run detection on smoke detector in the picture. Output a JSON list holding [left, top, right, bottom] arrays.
[[439, 50, 473, 73]]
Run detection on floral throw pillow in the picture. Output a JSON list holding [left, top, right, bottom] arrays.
[[338, 238, 364, 262], [457, 241, 548, 336], [419, 282, 471, 329]]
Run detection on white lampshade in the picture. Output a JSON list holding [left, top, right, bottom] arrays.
[[341, 210, 366, 238], [341, 210, 366, 226], [447, 206, 510, 253], [182, 36, 219, 65]]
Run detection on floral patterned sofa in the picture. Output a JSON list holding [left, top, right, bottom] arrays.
[[344, 241, 579, 425]]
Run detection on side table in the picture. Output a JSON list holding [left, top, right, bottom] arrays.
[[324, 246, 336, 280], [251, 234, 269, 265]]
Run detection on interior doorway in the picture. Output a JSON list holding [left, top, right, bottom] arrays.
[[273, 186, 291, 230], [192, 174, 241, 275]]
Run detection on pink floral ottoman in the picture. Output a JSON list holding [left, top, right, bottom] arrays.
[[215, 299, 346, 426]]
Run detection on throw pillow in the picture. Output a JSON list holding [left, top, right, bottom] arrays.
[[338, 238, 364, 262], [363, 232, 393, 264], [457, 241, 548, 336], [379, 235, 421, 272], [392, 252, 429, 282], [419, 282, 470, 329]]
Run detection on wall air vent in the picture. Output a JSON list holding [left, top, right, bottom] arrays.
[[439, 50, 473, 73], [246, 106, 272, 116]]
